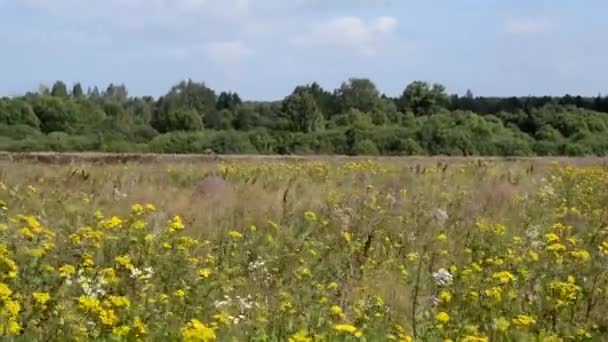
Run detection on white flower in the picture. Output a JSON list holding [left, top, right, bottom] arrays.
[[432, 268, 453, 287]]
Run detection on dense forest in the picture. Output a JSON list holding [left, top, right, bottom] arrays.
[[1, 79, 608, 156]]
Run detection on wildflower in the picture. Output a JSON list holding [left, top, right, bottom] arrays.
[[341, 232, 352, 243], [101, 268, 118, 284], [212, 312, 233, 326], [6, 320, 20, 335], [79, 295, 101, 312], [438, 290, 452, 304], [145, 203, 156, 212], [0, 282, 13, 300], [112, 326, 131, 336], [334, 324, 360, 335], [289, 330, 313, 342], [199, 268, 212, 279], [545, 233, 560, 244], [108, 296, 130, 309], [228, 230, 243, 239], [406, 253, 418, 262], [304, 211, 317, 222], [99, 308, 119, 326], [436, 311, 450, 324], [493, 317, 510, 332], [330, 305, 345, 319], [115, 255, 134, 270], [570, 249, 591, 263], [133, 316, 146, 335], [103, 216, 123, 229], [59, 264, 76, 278], [5, 299, 20, 316], [175, 289, 186, 298], [436, 233, 448, 241], [181, 319, 216, 342], [169, 216, 185, 232], [512, 314, 536, 328], [433, 269, 453, 287], [485, 287, 502, 301], [492, 271, 516, 285], [131, 204, 145, 215], [599, 241, 608, 255], [33, 292, 51, 306], [327, 282, 339, 290]]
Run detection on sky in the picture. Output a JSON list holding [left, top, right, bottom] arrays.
[[1, 0, 607, 100]]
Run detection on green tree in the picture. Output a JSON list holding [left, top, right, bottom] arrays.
[[51, 81, 69, 98], [283, 89, 324, 133], [335, 78, 380, 114], [399, 81, 449, 115], [166, 109, 203, 131], [72, 83, 84, 98], [0, 99, 40, 127]]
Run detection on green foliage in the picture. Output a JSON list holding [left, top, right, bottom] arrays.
[[1, 78, 608, 155]]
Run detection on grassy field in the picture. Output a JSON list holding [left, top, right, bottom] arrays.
[[0, 157, 607, 341]]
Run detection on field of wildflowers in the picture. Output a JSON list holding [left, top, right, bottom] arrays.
[[0, 158, 607, 341]]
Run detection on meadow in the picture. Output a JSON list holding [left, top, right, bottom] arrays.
[[0, 156, 608, 341]]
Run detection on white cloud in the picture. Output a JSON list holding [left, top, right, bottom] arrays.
[[292, 15, 398, 56], [204, 41, 252, 64], [505, 17, 556, 34], [374, 16, 398, 33]]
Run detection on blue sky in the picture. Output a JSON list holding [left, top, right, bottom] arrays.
[[1, 0, 607, 100]]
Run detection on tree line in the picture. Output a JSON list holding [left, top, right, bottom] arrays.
[[1, 79, 608, 156]]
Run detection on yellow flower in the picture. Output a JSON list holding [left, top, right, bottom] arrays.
[[327, 282, 339, 290], [108, 296, 130, 309], [599, 241, 608, 255], [169, 215, 185, 232], [212, 312, 233, 326], [115, 255, 134, 270], [341, 232, 352, 243], [406, 253, 418, 262], [570, 249, 591, 263], [112, 325, 131, 336], [334, 324, 358, 334], [103, 216, 123, 229], [6, 320, 20, 335], [181, 319, 217, 342], [304, 211, 317, 222], [436, 233, 448, 241], [101, 268, 118, 284], [0, 282, 13, 300], [133, 316, 146, 335], [79, 295, 101, 312], [289, 330, 313, 342], [33, 292, 51, 306], [492, 271, 516, 284], [493, 317, 510, 332], [330, 305, 345, 318], [145, 203, 156, 212], [228, 230, 244, 239], [199, 268, 212, 279], [175, 289, 186, 298], [159, 294, 170, 303], [131, 203, 145, 215], [512, 314, 536, 328], [436, 311, 450, 324], [485, 287, 502, 301], [59, 264, 76, 278], [5, 299, 21, 316], [439, 290, 452, 304], [545, 233, 560, 244], [99, 308, 119, 326]]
